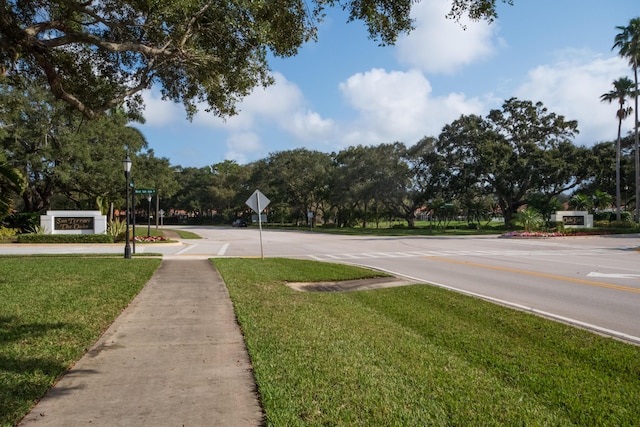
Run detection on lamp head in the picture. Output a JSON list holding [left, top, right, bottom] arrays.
[[123, 155, 132, 173]]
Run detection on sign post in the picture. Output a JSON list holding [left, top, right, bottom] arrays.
[[133, 188, 155, 252], [246, 189, 270, 258]]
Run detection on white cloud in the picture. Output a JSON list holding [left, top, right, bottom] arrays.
[[283, 110, 335, 141], [333, 51, 634, 152], [143, 72, 310, 131], [515, 50, 633, 145], [338, 68, 485, 146], [141, 91, 184, 126], [193, 72, 308, 130], [396, 0, 498, 74], [224, 132, 264, 164]]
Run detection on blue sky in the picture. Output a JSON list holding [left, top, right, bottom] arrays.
[[135, 0, 639, 168]]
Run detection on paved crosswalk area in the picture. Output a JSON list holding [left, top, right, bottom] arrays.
[[307, 247, 634, 261]]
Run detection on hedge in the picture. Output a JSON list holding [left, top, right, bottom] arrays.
[[17, 234, 114, 244]]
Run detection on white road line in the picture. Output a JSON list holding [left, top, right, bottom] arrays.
[[306, 248, 620, 261], [176, 244, 194, 255], [217, 243, 229, 256], [587, 272, 640, 279], [337, 261, 640, 346]]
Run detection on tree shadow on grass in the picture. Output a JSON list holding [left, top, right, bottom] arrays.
[[0, 315, 76, 425]]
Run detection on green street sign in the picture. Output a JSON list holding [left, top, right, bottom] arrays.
[[135, 189, 156, 195]]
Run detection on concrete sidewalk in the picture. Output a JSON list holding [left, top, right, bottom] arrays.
[[19, 259, 264, 426]]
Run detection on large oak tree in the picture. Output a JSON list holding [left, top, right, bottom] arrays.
[[437, 98, 583, 226], [0, 81, 177, 212], [0, 0, 511, 119]]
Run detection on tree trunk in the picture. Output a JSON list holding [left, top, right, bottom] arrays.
[[616, 115, 622, 221], [634, 62, 639, 224]]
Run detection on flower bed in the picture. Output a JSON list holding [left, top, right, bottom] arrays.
[[500, 231, 564, 238], [500, 230, 614, 238], [134, 235, 168, 242]]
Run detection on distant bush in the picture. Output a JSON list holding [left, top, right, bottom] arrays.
[[107, 219, 127, 242], [547, 221, 564, 232], [320, 223, 338, 228], [593, 211, 612, 222], [17, 234, 114, 243], [596, 211, 633, 223], [607, 220, 637, 229], [0, 227, 18, 239], [562, 228, 613, 236], [4, 212, 41, 233]]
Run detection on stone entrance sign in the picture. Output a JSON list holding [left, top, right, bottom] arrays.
[[550, 210, 593, 228], [41, 210, 107, 234]]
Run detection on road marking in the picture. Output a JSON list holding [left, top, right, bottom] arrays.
[[339, 260, 640, 346], [176, 243, 194, 255], [426, 256, 640, 294], [587, 272, 640, 279], [307, 248, 612, 261], [217, 243, 229, 256]]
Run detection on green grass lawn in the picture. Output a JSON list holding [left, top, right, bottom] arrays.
[[162, 228, 202, 239], [266, 221, 509, 236], [4, 256, 639, 426], [215, 257, 640, 426], [0, 257, 161, 427]]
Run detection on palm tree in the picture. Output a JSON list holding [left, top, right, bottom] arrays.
[[514, 208, 543, 233], [600, 77, 635, 220], [568, 193, 591, 212], [613, 18, 640, 224], [591, 190, 614, 213]]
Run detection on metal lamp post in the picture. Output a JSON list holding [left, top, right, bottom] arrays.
[[131, 179, 136, 254], [123, 156, 132, 259], [147, 194, 152, 237]]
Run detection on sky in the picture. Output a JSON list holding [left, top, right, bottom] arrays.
[[134, 0, 639, 168]]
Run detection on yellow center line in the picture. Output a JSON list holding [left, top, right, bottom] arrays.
[[426, 256, 640, 294]]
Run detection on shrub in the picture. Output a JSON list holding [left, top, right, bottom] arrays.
[[547, 221, 564, 232], [107, 219, 127, 242], [593, 211, 612, 222], [514, 208, 543, 232], [17, 234, 114, 243], [0, 227, 18, 239], [4, 212, 41, 233], [608, 220, 637, 229]]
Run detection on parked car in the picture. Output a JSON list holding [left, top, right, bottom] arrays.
[[232, 219, 248, 227]]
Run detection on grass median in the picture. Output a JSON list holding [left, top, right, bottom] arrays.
[[0, 257, 161, 427], [214, 257, 640, 426]]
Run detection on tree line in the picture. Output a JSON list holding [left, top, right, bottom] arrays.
[[1, 6, 639, 230], [165, 98, 638, 228], [0, 86, 637, 230]]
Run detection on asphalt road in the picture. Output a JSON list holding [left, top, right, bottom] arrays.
[[2, 226, 639, 343]]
